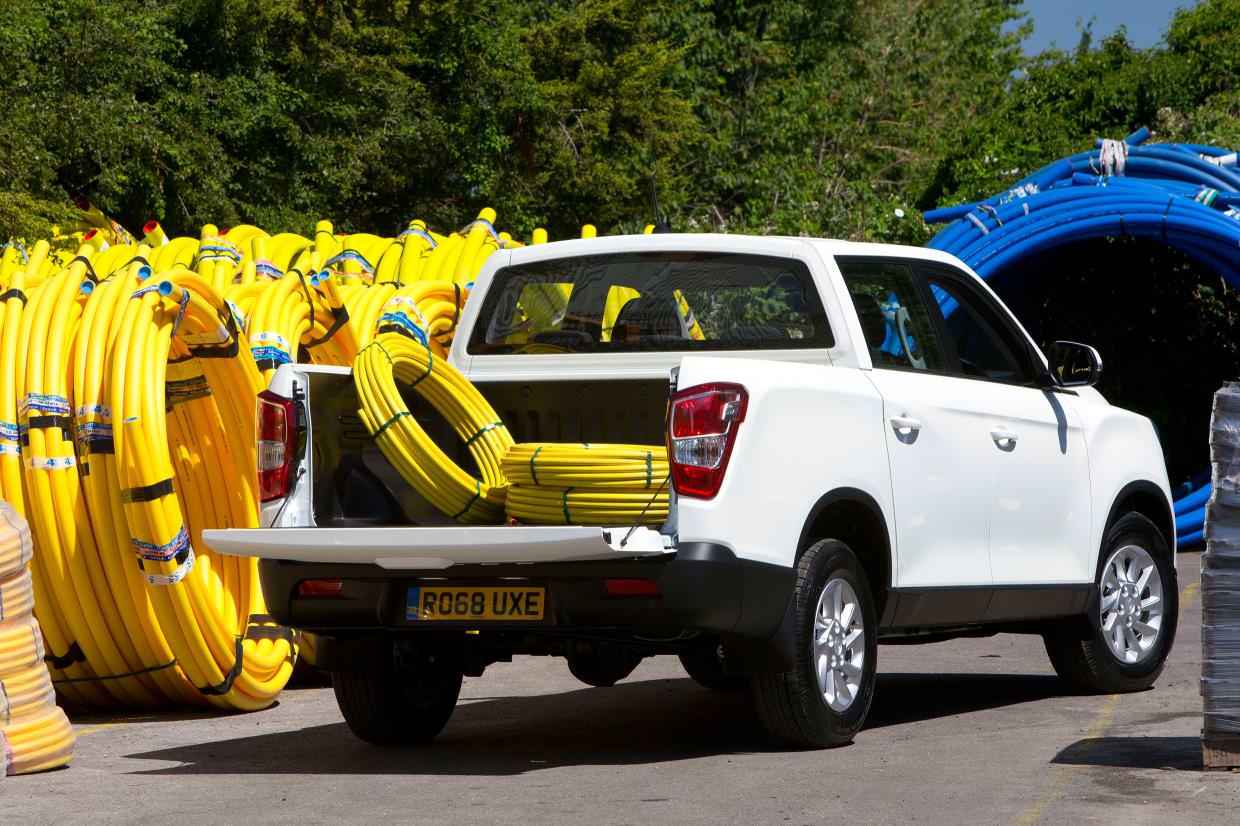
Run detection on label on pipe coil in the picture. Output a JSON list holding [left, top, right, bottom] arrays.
[[397, 226, 438, 247], [323, 250, 375, 275], [141, 547, 195, 587], [131, 524, 190, 562], [18, 393, 70, 418], [254, 260, 282, 279], [24, 456, 75, 470], [376, 311, 428, 346]]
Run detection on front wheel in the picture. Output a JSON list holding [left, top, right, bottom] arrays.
[[332, 645, 463, 745], [1044, 512, 1178, 693], [751, 538, 877, 748]]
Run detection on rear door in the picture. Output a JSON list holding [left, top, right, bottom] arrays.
[[837, 258, 993, 590]]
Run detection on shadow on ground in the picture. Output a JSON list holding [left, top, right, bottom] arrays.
[[1053, 736, 1202, 771], [124, 671, 1068, 775]]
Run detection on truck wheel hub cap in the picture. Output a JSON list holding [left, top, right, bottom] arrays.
[[1099, 543, 1164, 665], [814, 577, 866, 712]]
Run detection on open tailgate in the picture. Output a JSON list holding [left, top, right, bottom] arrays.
[[202, 525, 672, 569]]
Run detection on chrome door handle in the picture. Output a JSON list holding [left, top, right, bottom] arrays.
[[890, 415, 923, 436], [990, 427, 1019, 448]]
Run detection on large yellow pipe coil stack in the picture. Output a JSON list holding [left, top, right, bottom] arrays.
[[1, 201, 669, 714], [0, 503, 74, 775], [0, 204, 545, 711]]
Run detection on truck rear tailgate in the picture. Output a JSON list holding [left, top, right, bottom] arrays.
[[202, 525, 671, 569]]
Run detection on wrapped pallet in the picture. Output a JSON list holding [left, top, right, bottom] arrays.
[[1203, 382, 1240, 768], [0, 502, 75, 776]]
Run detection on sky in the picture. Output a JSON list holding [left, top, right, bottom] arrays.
[[1013, 0, 1205, 54]]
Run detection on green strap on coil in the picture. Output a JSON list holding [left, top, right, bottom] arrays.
[[463, 421, 506, 447], [562, 487, 573, 524], [407, 342, 433, 388], [645, 450, 653, 488], [362, 339, 393, 365], [450, 480, 482, 521], [373, 410, 411, 439], [529, 445, 543, 486]]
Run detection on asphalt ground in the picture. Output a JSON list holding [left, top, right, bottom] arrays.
[[3, 549, 1237, 824]]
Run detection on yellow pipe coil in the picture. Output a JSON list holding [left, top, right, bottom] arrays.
[[0, 502, 73, 775], [353, 331, 513, 524], [0, 203, 575, 718], [501, 443, 670, 527]]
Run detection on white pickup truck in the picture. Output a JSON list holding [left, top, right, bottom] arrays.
[[205, 234, 1178, 749]]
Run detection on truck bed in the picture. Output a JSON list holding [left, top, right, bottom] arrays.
[[304, 369, 671, 528]]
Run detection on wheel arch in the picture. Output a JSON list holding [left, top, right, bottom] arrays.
[[797, 487, 892, 618], [1104, 480, 1175, 560]]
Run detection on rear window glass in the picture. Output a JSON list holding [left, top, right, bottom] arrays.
[[467, 251, 833, 354]]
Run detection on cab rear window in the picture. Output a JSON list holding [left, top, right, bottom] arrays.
[[467, 251, 833, 354]]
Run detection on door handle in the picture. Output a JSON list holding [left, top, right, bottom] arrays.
[[990, 427, 1019, 449], [890, 414, 923, 436]]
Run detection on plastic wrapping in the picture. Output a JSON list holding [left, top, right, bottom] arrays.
[[1202, 382, 1240, 735]]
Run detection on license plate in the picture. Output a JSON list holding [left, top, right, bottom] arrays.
[[406, 586, 546, 622]]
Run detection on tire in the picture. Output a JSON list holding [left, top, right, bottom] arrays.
[[1044, 512, 1178, 693], [332, 649, 463, 745], [678, 646, 748, 692], [751, 538, 877, 748]]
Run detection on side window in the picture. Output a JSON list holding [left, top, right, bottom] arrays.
[[837, 259, 945, 372], [922, 270, 1029, 383]]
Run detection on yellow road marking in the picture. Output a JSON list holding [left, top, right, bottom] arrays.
[[72, 724, 119, 738], [1011, 693, 1120, 826], [1011, 571, 1197, 825], [1180, 580, 1198, 606]]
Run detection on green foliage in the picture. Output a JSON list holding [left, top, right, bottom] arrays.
[[1, 0, 1239, 480], [0, 0, 1236, 249]]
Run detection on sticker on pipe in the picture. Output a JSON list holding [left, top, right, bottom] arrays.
[[406, 586, 545, 622]]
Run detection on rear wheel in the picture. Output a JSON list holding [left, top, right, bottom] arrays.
[[1044, 512, 1178, 693], [752, 538, 877, 748], [332, 644, 463, 745]]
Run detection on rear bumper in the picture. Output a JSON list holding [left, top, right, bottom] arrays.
[[259, 542, 792, 641]]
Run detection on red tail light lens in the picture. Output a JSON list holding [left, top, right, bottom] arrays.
[[297, 579, 344, 597], [604, 578, 662, 596], [257, 390, 298, 502], [667, 382, 748, 499]]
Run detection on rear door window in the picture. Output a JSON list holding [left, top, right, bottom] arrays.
[[467, 252, 833, 354], [836, 258, 946, 372]]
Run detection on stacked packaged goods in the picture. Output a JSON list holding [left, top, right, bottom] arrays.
[[1203, 382, 1240, 768]]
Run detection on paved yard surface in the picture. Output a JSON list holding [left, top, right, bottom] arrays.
[[3, 550, 1236, 824]]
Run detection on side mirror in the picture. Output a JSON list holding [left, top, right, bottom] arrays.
[[1047, 340, 1103, 387]]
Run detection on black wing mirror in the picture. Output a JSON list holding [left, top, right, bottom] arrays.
[[1047, 340, 1103, 387]]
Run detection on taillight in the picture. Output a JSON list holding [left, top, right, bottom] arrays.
[[257, 389, 298, 502], [604, 578, 662, 596], [297, 579, 344, 597], [667, 382, 748, 499]]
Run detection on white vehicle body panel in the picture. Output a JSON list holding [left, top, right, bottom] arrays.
[[983, 383, 1093, 585], [672, 355, 892, 571], [861, 369, 993, 587]]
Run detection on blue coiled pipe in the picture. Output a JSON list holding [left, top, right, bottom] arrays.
[[925, 129, 1240, 547]]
